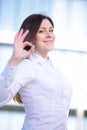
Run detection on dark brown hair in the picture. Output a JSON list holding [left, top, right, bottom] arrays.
[[13, 13, 54, 104], [20, 13, 54, 42]]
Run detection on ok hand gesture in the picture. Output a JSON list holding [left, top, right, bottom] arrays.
[[9, 29, 35, 66]]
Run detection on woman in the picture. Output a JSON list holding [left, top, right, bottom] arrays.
[[0, 14, 72, 130]]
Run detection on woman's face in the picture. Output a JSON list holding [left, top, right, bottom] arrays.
[[34, 19, 55, 58]]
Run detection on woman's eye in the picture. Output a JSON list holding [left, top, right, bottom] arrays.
[[38, 30, 44, 33], [49, 29, 54, 32], [38, 29, 54, 33]]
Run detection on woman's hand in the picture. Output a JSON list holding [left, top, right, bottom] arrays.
[[9, 29, 35, 66]]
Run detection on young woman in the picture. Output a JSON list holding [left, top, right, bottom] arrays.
[[0, 14, 72, 130]]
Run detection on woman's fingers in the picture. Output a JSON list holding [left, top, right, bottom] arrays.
[[14, 29, 29, 44], [24, 45, 35, 55], [23, 41, 33, 48], [20, 29, 29, 42], [12, 29, 34, 61], [18, 29, 29, 42], [14, 29, 30, 49], [23, 41, 35, 52]]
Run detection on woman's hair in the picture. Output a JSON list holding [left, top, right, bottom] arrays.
[[13, 13, 54, 104], [20, 13, 54, 42]]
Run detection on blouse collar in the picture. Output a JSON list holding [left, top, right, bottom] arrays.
[[29, 53, 53, 66]]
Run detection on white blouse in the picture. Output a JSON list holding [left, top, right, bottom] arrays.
[[0, 53, 72, 130]]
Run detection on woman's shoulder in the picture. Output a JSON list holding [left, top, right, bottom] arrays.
[[16, 58, 35, 73], [13, 58, 36, 78], [17, 58, 34, 67]]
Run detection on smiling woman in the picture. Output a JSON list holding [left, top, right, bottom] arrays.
[[33, 18, 55, 58], [0, 13, 72, 130]]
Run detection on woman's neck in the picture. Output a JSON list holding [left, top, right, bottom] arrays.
[[34, 50, 48, 59]]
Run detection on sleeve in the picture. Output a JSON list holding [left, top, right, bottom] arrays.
[[0, 63, 18, 107], [0, 60, 35, 107]]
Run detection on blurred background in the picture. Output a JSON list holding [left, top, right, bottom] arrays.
[[0, 0, 87, 129]]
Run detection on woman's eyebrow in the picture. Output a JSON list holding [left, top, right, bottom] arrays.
[[39, 27, 54, 30]]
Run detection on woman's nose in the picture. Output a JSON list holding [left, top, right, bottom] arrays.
[[46, 31, 51, 37]]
